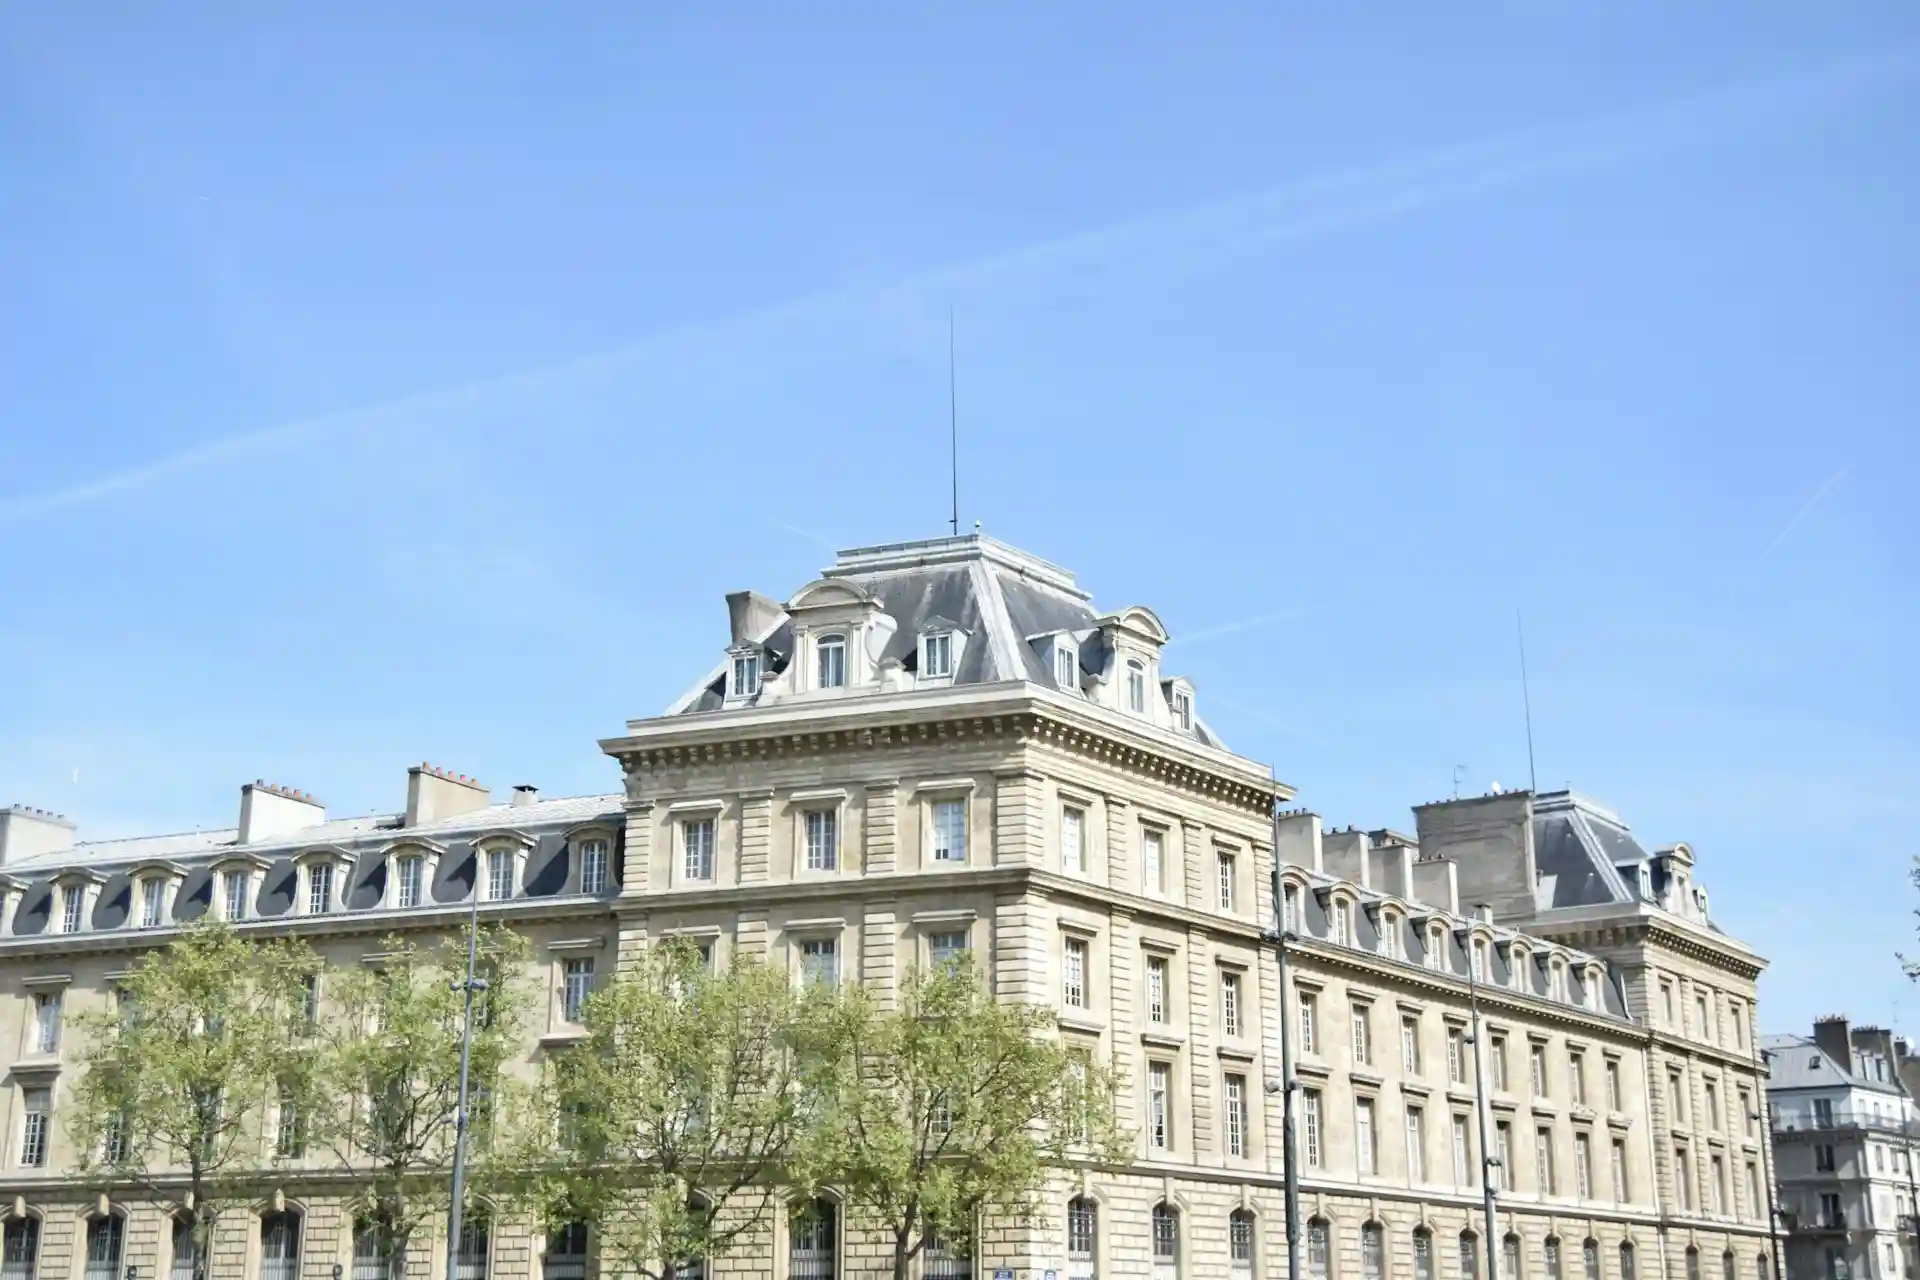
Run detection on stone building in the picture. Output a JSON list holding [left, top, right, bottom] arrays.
[[0, 533, 1777, 1280], [1763, 1017, 1920, 1280]]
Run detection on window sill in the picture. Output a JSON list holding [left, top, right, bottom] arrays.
[[539, 1029, 588, 1049], [1141, 1028, 1186, 1051], [1057, 1010, 1105, 1036], [8, 1058, 60, 1077]]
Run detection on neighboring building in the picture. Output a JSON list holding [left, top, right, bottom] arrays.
[[1763, 1018, 1920, 1280], [0, 533, 1779, 1280]]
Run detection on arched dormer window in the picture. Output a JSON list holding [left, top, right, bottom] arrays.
[[210, 854, 270, 923], [1469, 937, 1488, 982], [383, 843, 443, 911], [1427, 923, 1447, 971], [571, 829, 614, 897], [129, 861, 186, 930], [1509, 945, 1529, 990], [815, 634, 847, 689], [51, 870, 105, 935], [1585, 965, 1604, 1011], [1549, 958, 1569, 1002], [1329, 894, 1354, 946], [293, 850, 350, 916], [1378, 909, 1400, 959], [1126, 660, 1148, 715], [474, 835, 533, 904]]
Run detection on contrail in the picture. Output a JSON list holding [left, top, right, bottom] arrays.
[[1167, 608, 1318, 647], [3, 46, 1910, 524], [1762, 467, 1848, 558]]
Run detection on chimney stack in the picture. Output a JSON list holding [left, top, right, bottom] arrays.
[[406, 764, 490, 827], [0, 806, 76, 864], [726, 590, 786, 646], [510, 785, 539, 809], [1813, 1015, 1853, 1072], [238, 782, 325, 845]]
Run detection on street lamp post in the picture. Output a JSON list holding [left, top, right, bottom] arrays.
[[443, 878, 488, 1280], [1461, 923, 1502, 1280], [1271, 869, 1302, 1280]]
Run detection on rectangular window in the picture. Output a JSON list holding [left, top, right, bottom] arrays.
[[1571, 1053, 1587, 1105], [1226, 1074, 1249, 1157], [1299, 992, 1317, 1053], [308, 862, 334, 915], [1403, 1016, 1423, 1074], [1303, 1088, 1323, 1167], [59, 885, 84, 934], [1141, 828, 1164, 894], [1812, 1097, 1832, 1127], [19, 1088, 50, 1167], [1221, 971, 1242, 1037], [1217, 851, 1236, 911], [223, 869, 251, 921], [804, 809, 838, 871], [1738, 1089, 1754, 1135], [1495, 1121, 1513, 1190], [486, 849, 514, 901], [1126, 662, 1147, 713], [1670, 1070, 1688, 1123], [1745, 1163, 1760, 1217], [682, 818, 715, 881], [1055, 644, 1078, 690], [1531, 1042, 1548, 1096], [276, 1084, 303, 1158], [1061, 807, 1084, 874], [928, 930, 969, 968], [922, 632, 952, 678], [1613, 1139, 1629, 1200], [1607, 1058, 1623, 1111], [1661, 981, 1676, 1026], [731, 651, 760, 697], [33, 993, 61, 1055], [1462, 1235, 1480, 1280], [562, 958, 594, 1023], [1406, 1106, 1426, 1181], [1063, 938, 1087, 1009], [1356, 1097, 1377, 1175], [1487, 1032, 1508, 1090], [139, 878, 165, 929], [1172, 689, 1192, 730], [1575, 1132, 1593, 1198], [1677, 1146, 1695, 1212], [396, 855, 424, 908], [1696, 993, 1712, 1041], [1815, 1143, 1835, 1172], [800, 937, 838, 987], [1820, 1193, 1841, 1228], [1710, 1155, 1727, 1214], [1148, 1062, 1171, 1150], [578, 839, 609, 896], [1729, 1001, 1747, 1049], [930, 798, 967, 862], [816, 635, 846, 688], [1448, 1028, 1466, 1084], [1146, 956, 1167, 1023], [1453, 1115, 1472, 1186], [1537, 1126, 1556, 1194], [1705, 1081, 1720, 1130], [1351, 1002, 1371, 1065]]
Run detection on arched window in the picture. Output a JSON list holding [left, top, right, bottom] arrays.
[[1230, 1211, 1256, 1273], [816, 635, 847, 689], [543, 1224, 588, 1280], [790, 1199, 836, 1280], [170, 1219, 201, 1280], [1307, 1218, 1330, 1280], [454, 1212, 490, 1280], [1362, 1224, 1386, 1280], [1460, 1231, 1480, 1280], [923, 1221, 972, 1280], [2, 1218, 39, 1280], [259, 1213, 299, 1280], [1126, 661, 1148, 714], [1544, 1238, 1563, 1280], [352, 1218, 400, 1280], [1412, 1229, 1433, 1280], [1619, 1243, 1637, 1280], [1151, 1203, 1180, 1278], [1758, 1255, 1771, 1280], [1583, 1241, 1600, 1280], [1722, 1253, 1736, 1280], [1686, 1248, 1701, 1280], [1504, 1234, 1522, 1280], [1066, 1199, 1098, 1280], [83, 1217, 123, 1280]]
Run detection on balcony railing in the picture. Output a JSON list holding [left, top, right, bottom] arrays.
[[1777, 1110, 1919, 1137]]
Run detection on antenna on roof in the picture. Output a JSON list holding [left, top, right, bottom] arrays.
[[948, 305, 959, 537], [1517, 609, 1538, 794]]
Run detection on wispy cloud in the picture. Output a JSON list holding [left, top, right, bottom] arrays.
[[1166, 607, 1319, 647], [1762, 467, 1848, 558], [1200, 693, 1332, 748], [3, 46, 1911, 524]]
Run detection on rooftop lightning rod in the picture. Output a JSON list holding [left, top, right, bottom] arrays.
[[948, 305, 959, 537], [1518, 609, 1538, 794]]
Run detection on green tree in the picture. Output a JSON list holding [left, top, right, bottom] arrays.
[[67, 921, 321, 1280], [310, 927, 532, 1280], [803, 953, 1123, 1280], [499, 939, 824, 1280]]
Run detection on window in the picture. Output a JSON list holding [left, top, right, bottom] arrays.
[[299, 974, 318, 1026], [1491, 1033, 1509, 1090], [1819, 1193, 1843, 1228], [1351, 1002, 1372, 1065], [1151, 1203, 1179, 1267], [1575, 1132, 1593, 1198], [1453, 1114, 1472, 1185], [307, 862, 334, 915], [1067, 1199, 1097, 1265], [1141, 828, 1164, 894], [815, 635, 846, 689], [1661, 981, 1676, 1026], [803, 809, 838, 871], [922, 632, 953, 679], [1696, 992, 1712, 1041], [1471, 939, 1487, 981], [1225, 1074, 1249, 1157], [454, 1214, 489, 1280], [85, 1219, 124, 1280], [32, 993, 59, 1055], [19, 1088, 50, 1167], [139, 878, 166, 929], [1815, 1143, 1836, 1172], [1705, 1080, 1720, 1130], [103, 1110, 129, 1163], [562, 958, 594, 1023], [395, 855, 424, 908], [1331, 898, 1352, 946], [222, 869, 251, 921], [1612, 1139, 1629, 1200], [276, 1083, 304, 1159], [1379, 911, 1400, 959], [1571, 1053, 1587, 1105], [682, 818, 715, 881], [3, 1218, 39, 1280], [1148, 1062, 1171, 1150], [1461, 1233, 1480, 1280], [353, 1219, 400, 1280], [1308, 1220, 1330, 1280], [1299, 992, 1317, 1053], [1364, 1225, 1386, 1280], [1495, 1121, 1512, 1190], [1406, 1106, 1426, 1181], [1620, 1244, 1636, 1280], [1231, 1210, 1256, 1271], [1403, 1016, 1423, 1074], [1061, 807, 1085, 874], [1303, 1088, 1323, 1166], [1145, 955, 1167, 1023], [1283, 883, 1301, 932], [731, 651, 760, 698], [1063, 938, 1087, 1009], [929, 930, 969, 969], [1671, 1070, 1689, 1123], [1505, 1236, 1522, 1280], [1536, 1126, 1556, 1194], [259, 1215, 298, 1280], [1546, 1240, 1563, 1280], [1415, 1231, 1434, 1280], [1729, 1001, 1747, 1049], [1427, 925, 1446, 970], [1221, 971, 1242, 1037], [1356, 1097, 1377, 1174], [1813, 1097, 1833, 1127], [930, 798, 967, 862], [1676, 1144, 1695, 1211], [1172, 689, 1193, 731], [799, 937, 838, 987], [1448, 1028, 1466, 1084], [1745, 1163, 1760, 1217], [1606, 1058, 1622, 1110], [485, 849, 514, 901], [1216, 851, 1236, 911], [1055, 643, 1079, 691], [578, 839, 609, 896], [58, 885, 84, 934], [1583, 1243, 1601, 1280], [1126, 661, 1147, 714], [1687, 1251, 1701, 1280], [1710, 1155, 1727, 1214], [789, 1201, 836, 1280], [1531, 1042, 1548, 1096]]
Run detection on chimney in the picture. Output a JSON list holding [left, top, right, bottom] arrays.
[[238, 782, 325, 845], [406, 764, 491, 827], [1410, 856, 1460, 914], [1322, 827, 1372, 888], [1273, 809, 1323, 872], [1412, 791, 1538, 924], [0, 806, 76, 864], [510, 784, 539, 809], [726, 590, 786, 646], [1473, 903, 1495, 925], [1813, 1015, 1853, 1073]]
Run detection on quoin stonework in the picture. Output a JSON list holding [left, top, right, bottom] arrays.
[[0, 534, 1777, 1280]]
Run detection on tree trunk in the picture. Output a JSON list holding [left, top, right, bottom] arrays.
[[895, 1226, 913, 1280]]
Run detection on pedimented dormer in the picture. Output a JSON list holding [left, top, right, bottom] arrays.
[[382, 840, 445, 910], [127, 860, 187, 930], [785, 578, 895, 695], [1094, 606, 1170, 723]]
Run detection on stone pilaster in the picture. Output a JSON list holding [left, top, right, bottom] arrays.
[[992, 767, 1046, 868], [738, 788, 772, 885], [993, 891, 1044, 1004], [1258, 936, 1286, 1176], [861, 780, 898, 874], [1187, 925, 1216, 1159], [1183, 819, 1207, 908], [1109, 906, 1138, 1133], [618, 802, 653, 896], [1106, 796, 1132, 890], [861, 900, 898, 1009], [736, 908, 770, 963]]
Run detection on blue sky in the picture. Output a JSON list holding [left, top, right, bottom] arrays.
[[2, 5, 1915, 1035]]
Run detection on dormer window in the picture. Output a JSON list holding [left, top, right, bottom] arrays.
[[138, 877, 167, 929], [578, 838, 610, 896], [1054, 642, 1079, 691], [1330, 896, 1353, 946], [1126, 660, 1147, 714], [306, 862, 335, 915], [395, 855, 425, 908], [222, 869, 252, 922], [817, 635, 847, 689], [1172, 688, 1192, 731], [485, 849, 515, 901], [1427, 925, 1447, 970], [922, 632, 953, 679], [59, 884, 85, 934], [1378, 911, 1399, 959], [1510, 947, 1529, 990], [731, 651, 762, 699]]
